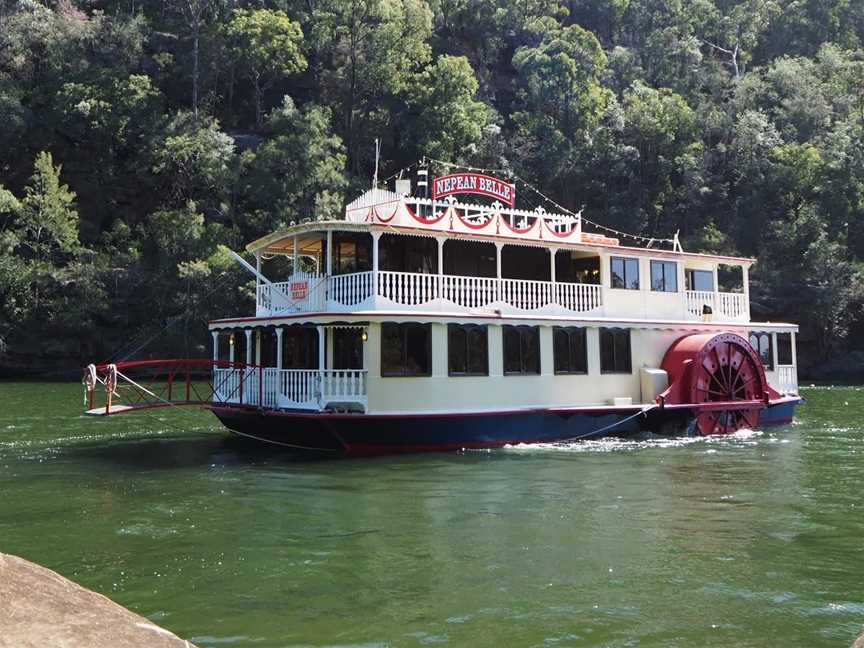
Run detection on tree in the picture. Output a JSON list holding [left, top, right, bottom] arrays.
[[225, 9, 307, 127], [307, 0, 433, 171], [18, 152, 80, 263], [511, 22, 610, 189], [241, 97, 348, 233], [151, 112, 237, 214], [403, 55, 490, 161]]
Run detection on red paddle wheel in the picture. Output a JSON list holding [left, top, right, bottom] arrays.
[[658, 332, 776, 435]]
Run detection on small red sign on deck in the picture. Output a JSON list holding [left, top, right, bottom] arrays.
[[290, 281, 309, 301], [432, 172, 515, 206]]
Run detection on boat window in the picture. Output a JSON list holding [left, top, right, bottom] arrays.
[[556, 252, 600, 285], [650, 260, 678, 292], [553, 327, 587, 374], [777, 333, 793, 365], [381, 323, 432, 376], [685, 269, 714, 292], [503, 325, 541, 375], [610, 257, 639, 290], [443, 240, 496, 277], [600, 328, 632, 374], [332, 232, 372, 275], [749, 332, 774, 370], [448, 324, 488, 376], [501, 246, 551, 281], [379, 234, 438, 274], [333, 328, 364, 370], [282, 327, 319, 369]]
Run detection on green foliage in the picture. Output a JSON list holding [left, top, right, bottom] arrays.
[[405, 55, 490, 161], [224, 8, 306, 126], [18, 152, 80, 261], [1, 0, 864, 372], [241, 97, 348, 232]]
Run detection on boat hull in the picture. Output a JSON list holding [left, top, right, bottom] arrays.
[[210, 398, 802, 456]]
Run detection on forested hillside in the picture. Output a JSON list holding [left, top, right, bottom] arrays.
[[1, 0, 863, 376]]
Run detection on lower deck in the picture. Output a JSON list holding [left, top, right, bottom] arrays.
[[209, 319, 799, 415]]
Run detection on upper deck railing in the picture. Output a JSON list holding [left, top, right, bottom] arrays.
[[256, 270, 748, 323]]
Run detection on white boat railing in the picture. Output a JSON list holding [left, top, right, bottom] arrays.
[[329, 271, 374, 306], [775, 364, 798, 395], [253, 271, 746, 322], [371, 271, 602, 314], [684, 290, 748, 321], [256, 273, 326, 315], [213, 368, 368, 411]]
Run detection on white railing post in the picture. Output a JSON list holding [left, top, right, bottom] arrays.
[[317, 326, 325, 406], [245, 329, 252, 365], [742, 264, 750, 321], [212, 331, 219, 361], [275, 327, 283, 370], [255, 250, 261, 306]]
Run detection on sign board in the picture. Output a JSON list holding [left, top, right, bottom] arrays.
[[290, 280, 309, 301], [432, 172, 515, 207]]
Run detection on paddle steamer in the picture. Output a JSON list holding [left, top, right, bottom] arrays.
[[85, 168, 802, 454]]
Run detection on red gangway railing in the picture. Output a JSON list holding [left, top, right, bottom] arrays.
[[82, 359, 264, 416]]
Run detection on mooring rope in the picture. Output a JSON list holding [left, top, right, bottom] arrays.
[[556, 404, 659, 444]]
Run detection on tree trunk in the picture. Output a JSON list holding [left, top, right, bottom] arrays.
[[254, 71, 262, 128], [192, 28, 200, 117]]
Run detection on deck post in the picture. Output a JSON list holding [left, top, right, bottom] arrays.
[[495, 243, 503, 279], [255, 251, 262, 303], [436, 236, 445, 299], [276, 327, 283, 370], [772, 332, 779, 372], [245, 329, 252, 366], [791, 331, 798, 367], [325, 230, 333, 276], [292, 236, 298, 275], [317, 325, 325, 408], [211, 331, 219, 361], [229, 332, 235, 363], [372, 231, 381, 305], [742, 264, 750, 320]]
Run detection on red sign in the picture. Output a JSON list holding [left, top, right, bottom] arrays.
[[432, 172, 515, 207], [290, 281, 309, 301]]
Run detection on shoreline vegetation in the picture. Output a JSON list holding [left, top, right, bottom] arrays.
[[2, 0, 864, 378]]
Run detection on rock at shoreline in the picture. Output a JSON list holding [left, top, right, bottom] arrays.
[[853, 629, 864, 648], [0, 552, 195, 648]]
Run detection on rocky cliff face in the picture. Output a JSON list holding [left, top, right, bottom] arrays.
[[0, 552, 195, 648]]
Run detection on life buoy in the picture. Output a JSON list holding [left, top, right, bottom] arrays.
[[83, 364, 97, 391], [105, 364, 118, 393]]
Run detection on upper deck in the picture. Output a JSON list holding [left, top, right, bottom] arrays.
[[244, 183, 754, 325]]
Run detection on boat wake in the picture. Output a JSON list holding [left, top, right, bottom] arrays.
[[500, 429, 765, 453]]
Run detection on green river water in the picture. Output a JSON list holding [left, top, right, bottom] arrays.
[[1, 382, 862, 647]]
